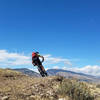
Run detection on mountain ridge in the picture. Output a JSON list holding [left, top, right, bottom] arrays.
[[47, 69, 100, 83], [13, 68, 40, 77], [13, 68, 100, 83]]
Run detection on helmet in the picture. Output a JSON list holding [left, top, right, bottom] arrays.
[[35, 52, 39, 54]]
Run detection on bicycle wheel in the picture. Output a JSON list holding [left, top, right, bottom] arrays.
[[37, 65, 45, 77]]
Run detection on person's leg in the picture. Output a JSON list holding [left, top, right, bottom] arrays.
[[37, 59, 45, 71], [38, 59, 48, 76], [40, 65, 45, 71], [37, 65, 45, 77], [38, 64, 48, 76], [40, 65, 48, 76]]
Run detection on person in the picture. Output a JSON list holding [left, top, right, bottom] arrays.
[[32, 51, 48, 77]]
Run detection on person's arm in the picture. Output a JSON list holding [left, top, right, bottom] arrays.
[[38, 55, 44, 62]]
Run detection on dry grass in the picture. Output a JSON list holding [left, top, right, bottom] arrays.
[[0, 69, 100, 100], [57, 79, 94, 100]]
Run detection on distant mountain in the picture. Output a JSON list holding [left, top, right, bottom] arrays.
[[47, 69, 100, 83], [13, 68, 40, 77], [12, 68, 100, 83]]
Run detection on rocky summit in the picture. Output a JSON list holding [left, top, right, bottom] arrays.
[[0, 68, 100, 100]]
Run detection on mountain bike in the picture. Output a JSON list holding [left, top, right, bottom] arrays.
[[37, 63, 48, 77], [33, 61, 48, 77]]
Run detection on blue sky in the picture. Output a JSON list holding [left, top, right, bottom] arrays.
[[0, 0, 100, 76]]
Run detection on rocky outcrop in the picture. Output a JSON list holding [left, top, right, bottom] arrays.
[[0, 68, 100, 100]]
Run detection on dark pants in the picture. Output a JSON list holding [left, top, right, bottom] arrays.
[[32, 57, 42, 66]]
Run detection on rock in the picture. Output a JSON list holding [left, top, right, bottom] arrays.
[[2, 96, 9, 100], [29, 95, 35, 100], [29, 95, 40, 100], [59, 98, 66, 100]]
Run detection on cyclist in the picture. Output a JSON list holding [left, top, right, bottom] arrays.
[[32, 51, 48, 77]]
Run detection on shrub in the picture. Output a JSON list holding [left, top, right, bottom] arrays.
[[96, 84, 100, 88], [57, 79, 94, 100]]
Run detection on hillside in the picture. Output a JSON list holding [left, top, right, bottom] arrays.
[[0, 68, 100, 100], [13, 68, 100, 83], [13, 68, 40, 77], [47, 69, 100, 83]]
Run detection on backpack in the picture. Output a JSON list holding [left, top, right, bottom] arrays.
[[32, 52, 37, 58]]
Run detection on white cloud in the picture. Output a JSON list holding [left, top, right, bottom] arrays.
[[0, 50, 100, 76], [0, 50, 31, 66], [28, 68, 39, 73], [62, 66, 67, 70], [0, 50, 29, 60], [64, 65, 100, 76], [44, 54, 72, 66], [53, 66, 60, 69], [0, 50, 72, 68]]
